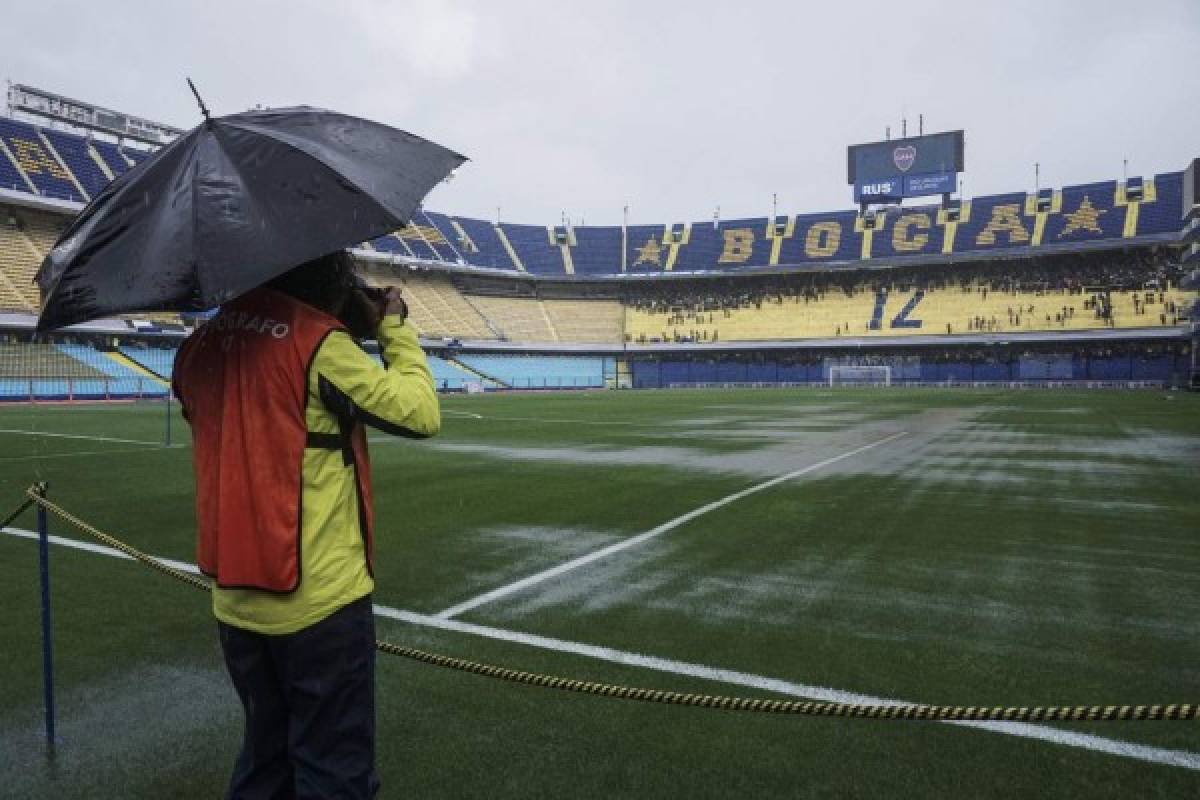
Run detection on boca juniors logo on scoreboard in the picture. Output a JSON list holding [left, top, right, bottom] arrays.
[[893, 145, 917, 173], [848, 130, 965, 202]]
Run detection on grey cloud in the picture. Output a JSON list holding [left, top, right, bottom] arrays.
[[6, 0, 1197, 226]]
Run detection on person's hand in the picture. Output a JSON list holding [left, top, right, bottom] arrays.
[[344, 285, 406, 339]]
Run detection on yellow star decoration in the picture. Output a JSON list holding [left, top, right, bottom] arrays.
[[633, 236, 663, 266], [395, 223, 449, 245], [11, 139, 70, 179], [1058, 196, 1107, 238]]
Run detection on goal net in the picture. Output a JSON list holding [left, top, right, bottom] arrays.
[[829, 365, 892, 387]]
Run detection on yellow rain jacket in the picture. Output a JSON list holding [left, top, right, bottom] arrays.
[[175, 290, 439, 635]]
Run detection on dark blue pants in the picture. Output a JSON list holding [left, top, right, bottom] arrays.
[[218, 595, 379, 799]]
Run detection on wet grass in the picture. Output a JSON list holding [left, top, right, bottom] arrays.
[[0, 388, 1198, 798]]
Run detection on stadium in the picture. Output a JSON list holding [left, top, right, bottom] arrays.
[[1, 9, 1199, 796], [0, 86, 1197, 397]]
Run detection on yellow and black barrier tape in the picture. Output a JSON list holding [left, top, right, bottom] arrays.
[[20, 485, 1199, 723]]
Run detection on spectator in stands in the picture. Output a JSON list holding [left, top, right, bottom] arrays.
[[623, 248, 1185, 324], [173, 251, 439, 799]]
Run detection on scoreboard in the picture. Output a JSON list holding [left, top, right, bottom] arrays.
[[847, 130, 964, 204]]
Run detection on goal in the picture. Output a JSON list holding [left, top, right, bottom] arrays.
[[828, 365, 892, 387]]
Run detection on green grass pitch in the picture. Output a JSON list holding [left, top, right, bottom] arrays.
[[0, 388, 1198, 798]]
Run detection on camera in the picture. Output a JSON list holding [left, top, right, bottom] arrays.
[[354, 277, 389, 309], [341, 277, 389, 340]]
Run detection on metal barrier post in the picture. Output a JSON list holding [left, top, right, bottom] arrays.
[[35, 483, 56, 754]]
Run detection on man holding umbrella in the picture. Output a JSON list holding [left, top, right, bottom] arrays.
[[173, 248, 437, 798], [36, 101, 465, 799]]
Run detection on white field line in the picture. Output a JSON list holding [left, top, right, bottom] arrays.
[[0, 527, 201, 575], [441, 410, 484, 419], [377, 607, 1200, 772], [433, 430, 909, 620], [0, 428, 168, 446], [418, 409, 649, 427], [2, 525, 1198, 773], [0, 446, 188, 463], [446, 414, 647, 427]]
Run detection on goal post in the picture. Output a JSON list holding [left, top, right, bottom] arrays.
[[829, 365, 892, 387]]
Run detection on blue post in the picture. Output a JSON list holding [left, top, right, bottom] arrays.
[[36, 490, 57, 754]]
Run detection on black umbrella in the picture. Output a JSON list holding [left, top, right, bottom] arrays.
[[36, 93, 466, 331]]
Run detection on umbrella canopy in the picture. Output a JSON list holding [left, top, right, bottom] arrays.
[[36, 106, 466, 331]]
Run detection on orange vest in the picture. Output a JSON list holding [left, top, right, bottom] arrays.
[[174, 288, 374, 593]]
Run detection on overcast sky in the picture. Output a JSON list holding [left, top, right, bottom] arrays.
[[7, 0, 1198, 226]]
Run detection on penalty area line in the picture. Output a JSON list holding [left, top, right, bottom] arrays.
[[1, 526, 1196, 773], [433, 430, 909, 620]]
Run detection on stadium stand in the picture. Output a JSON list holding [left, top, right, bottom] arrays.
[[355, 275, 620, 344], [0, 110, 1190, 274], [417, 211, 468, 262], [350, 173, 1181, 274], [0, 137, 31, 194], [120, 346, 178, 379], [499, 223, 566, 275], [0, 223, 41, 311], [125, 313, 188, 330], [630, 340, 1191, 388], [90, 138, 132, 177], [623, 224, 667, 273], [39, 128, 109, 199], [0, 342, 107, 379], [394, 226, 437, 260], [0, 109, 1193, 391], [0, 205, 70, 311], [623, 252, 1196, 343], [0, 117, 84, 202], [466, 294, 557, 341], [455, 354, 609, 388], [365, 231, 409, 258], [368, 349, 492, 391], [0, 204, 69, 307], [365, 217, 465, 262], [0, 342, 165, 399], [570, 226, 623, 275], [427, 354, 493, 390], [442, 215, 517, 271], [122, 147, 151, 165], [412, 211, 465, 262], [360, 269, 498, 340], [541, 298, 624, 342], [55, 343, 165, 394], [14, 207, 65, 255]]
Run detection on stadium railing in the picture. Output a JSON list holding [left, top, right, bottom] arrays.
[[0, 377, 168, 402]]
